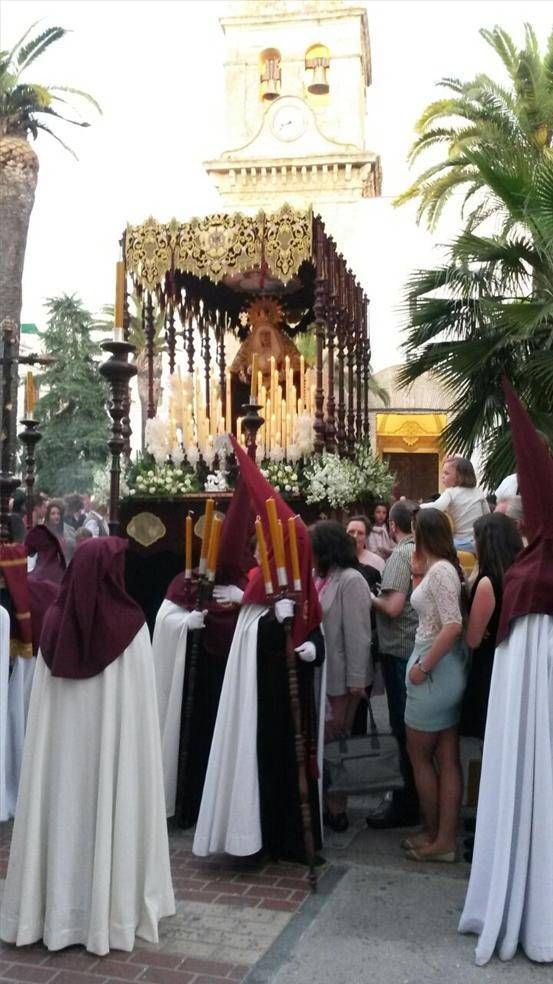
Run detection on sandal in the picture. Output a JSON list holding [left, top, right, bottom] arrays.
[[404, 847, 456, 863]]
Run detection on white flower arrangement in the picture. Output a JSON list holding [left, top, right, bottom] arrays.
[[296, 412, 315, 456], [144, 417, 171, 465], [205, 470, 229, 492], [304, 452, 360, 508], [126, 459, 199, 498], [185, 445, 200, 468], [260, 461, 303, 499], [304, 442, 393, 508]]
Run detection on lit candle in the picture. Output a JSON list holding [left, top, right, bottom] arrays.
[[265, 398, 272, 450], [276, 520, 288, 588], [114, 260, 125, 340], [185, 511, 193, 578], [206, 514, 223, 581], [255, 517, 274, 596], [266, 498, 287, 587], [198, 498, 214, 576], [251, 352, 258, 398], [257, 370, 263, 401], [300, 356, 305, 401], [25, 371, 36, 417], [225, 370, 232, 432], [288, 516, 302, 591]]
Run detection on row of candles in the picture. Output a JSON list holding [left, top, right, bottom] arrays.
[[169, 370, 227, 450], [168, 359, 315, 457], [184, 495, 302, 597], [241, 352, 315, 456]]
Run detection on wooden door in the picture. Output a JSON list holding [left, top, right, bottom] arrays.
[[383, 452, 439, 501]]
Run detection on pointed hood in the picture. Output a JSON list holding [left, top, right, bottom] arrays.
[[497, 380, 553, 643], [41, 537, 145, 678], [214, 476, 256, 588], [26, 525, 66, 584], [230, 437, 322, 646]]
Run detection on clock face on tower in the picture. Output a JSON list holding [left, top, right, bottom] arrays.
[[271, 103, 309, 142]]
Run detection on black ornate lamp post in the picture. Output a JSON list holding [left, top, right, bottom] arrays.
[[18, 418, 42, 529], [99, 340, 137, 536], [0, 319, 20, 542], [241, 399, 264, 462]]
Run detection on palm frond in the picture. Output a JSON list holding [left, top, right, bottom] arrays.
[[17, 27, 66, 74]]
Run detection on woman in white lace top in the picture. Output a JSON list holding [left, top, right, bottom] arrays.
[[403, 508, 469, 863]]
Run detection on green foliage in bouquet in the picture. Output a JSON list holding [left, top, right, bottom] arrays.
[[124, 453, 200, 499], [259, 460, 307, 500]]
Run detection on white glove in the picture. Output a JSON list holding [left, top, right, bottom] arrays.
[[212, 584, 244, 605], [187, 609, 207, 631], [274, 598, 295, 623], [295, 641, 316, 663]]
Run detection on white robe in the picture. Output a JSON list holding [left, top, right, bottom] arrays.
[[459, 614, 553, 964], [0, 607, 10, 821], [0, 623, 175, 955], [152, 599, 192, 816], [193, 604, 326, 857], [5, 652, 36, 818]]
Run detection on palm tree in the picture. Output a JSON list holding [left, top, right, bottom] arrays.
[[398, 151, 553, 488], [395, 24, 553, 231], [0, 23, 99, 459], [395, 24, 553, 487]]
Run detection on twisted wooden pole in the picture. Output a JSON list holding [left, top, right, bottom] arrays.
[[282, 611, 317, 891]]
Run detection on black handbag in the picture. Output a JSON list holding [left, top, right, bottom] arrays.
[[324, 699, 404, 797]]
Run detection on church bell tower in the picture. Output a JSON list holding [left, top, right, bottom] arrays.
[[204, 0, 381, 208]]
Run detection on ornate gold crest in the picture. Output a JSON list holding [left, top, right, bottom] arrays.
[[126, 512, 167, 548]]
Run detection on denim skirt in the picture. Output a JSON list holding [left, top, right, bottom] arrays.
[[405, 638, 469, 732]]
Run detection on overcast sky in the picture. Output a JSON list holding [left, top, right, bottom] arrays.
[[3, 0, 552, 370]]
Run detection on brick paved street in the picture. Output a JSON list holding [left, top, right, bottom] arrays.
[[0, 821, 313, 984]]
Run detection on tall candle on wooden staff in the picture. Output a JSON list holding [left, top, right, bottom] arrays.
[[255, 517, 274, 596], [266, 497, 287, 588], [206, 514, 223, 582], [25, 371, 36, 417], [185, 511, 194, 579], [250, 352, 258, 399], [114, 260, 125, 341], [288, 516, 302, 592], [198, 498, 214, 576]]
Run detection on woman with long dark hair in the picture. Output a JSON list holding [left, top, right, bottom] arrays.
[[367, 502, 395, 560], [403, 508, 469, 862], [309, 520, 372, 832], [461, 513, 523, 741], [45, 499, 76, 562]]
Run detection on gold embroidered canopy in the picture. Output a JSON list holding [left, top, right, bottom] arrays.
[[125, 204, 313, 293]]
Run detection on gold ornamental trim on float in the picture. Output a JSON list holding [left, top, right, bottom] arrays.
[[126, 512, 167, 548], [125, 204, 312, 290]]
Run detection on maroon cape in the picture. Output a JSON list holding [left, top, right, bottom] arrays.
[[0, 544, 33, 657], [497, 380, 553, 643], [40, 537, 145, 679]]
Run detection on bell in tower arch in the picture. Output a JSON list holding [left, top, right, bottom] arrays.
[[308, 60, 329, 95], [260, 49, 281, 101]]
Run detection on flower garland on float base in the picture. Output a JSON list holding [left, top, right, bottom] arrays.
[[122, 431, 393, 509]]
